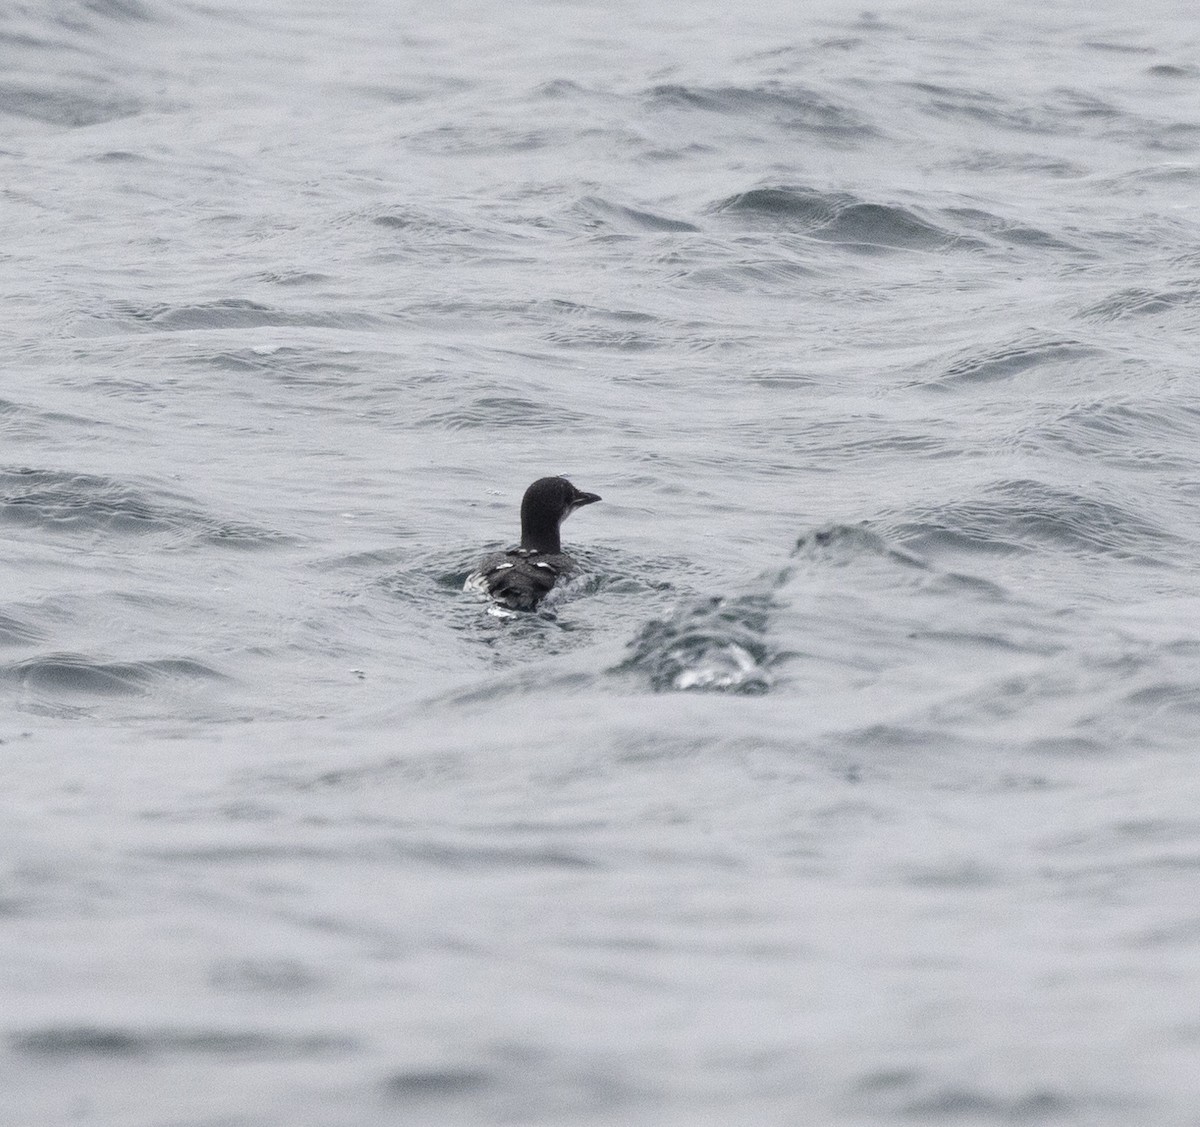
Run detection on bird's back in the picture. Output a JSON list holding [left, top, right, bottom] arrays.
[[470, 549, 575, 611]]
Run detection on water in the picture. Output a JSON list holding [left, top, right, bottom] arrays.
[[4, 0, 1200, 1122]]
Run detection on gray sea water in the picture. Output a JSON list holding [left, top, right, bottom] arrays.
[[4, 0, 1200, 1123]]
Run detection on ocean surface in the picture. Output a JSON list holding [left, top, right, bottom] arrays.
[[4, 0, 1200, 1123]]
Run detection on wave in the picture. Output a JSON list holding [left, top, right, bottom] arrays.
[[0, 0, 171, 128], [0, 612, 45, 646], [881, 479, 1182, 562], [1078, 284, 1200, 322], [616, 593, 775, 694], [644, 82, 875, 142], [923, 334, 1100, 389], [6, 652, 225, 697], [711, 185, 968, 250], [1026, 399, 1200, 471], [0, 468, 288, 547], [572, 195, 699, 234], [79, 298, 388, 336]]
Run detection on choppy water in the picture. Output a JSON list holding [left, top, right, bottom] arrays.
[[4, 0, 1200, 1123]]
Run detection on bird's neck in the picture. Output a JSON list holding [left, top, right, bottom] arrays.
[[520, 523, 561, 554]]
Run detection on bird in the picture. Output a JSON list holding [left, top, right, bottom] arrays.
[[466, 476, 602, 611]]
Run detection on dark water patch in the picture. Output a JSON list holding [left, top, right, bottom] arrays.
[[952, 150, 1086, 178], [1123, 681, 1200, 719], [1084, 40, 1156, 55], [0, 468, 288, 547], [1052, 88, 1121, 120], [941, 207, 1085, 254], [1077, 284, 1200, 322], [616, 594, 775, 693], [405, 121, 557, 157], [85, 148, 148, 163], [366, 203, 502, 244], [208, 957, 324, 994], [352, 78, 469, 105], [8, 653, 225, 697], [644, 81, 874, 140], [185, 345, 366, 389], [55, 0, 157, 26], [535, 78, 586, 98], [852, 1069, 1134, 1122], [146, 842, 344, 863], [0, 613, 44, 646], [0, 81, 142, 127], [773, 415, 965, 469], [266, 749, 466, 793], [906, 82, 1058, 134], [910, 628, 1059, 658], [1127, 913, 1200, 948], [1137, 121, 1200, 154], [195, 517, 292, 549], [0, 27, 59, 51], [247, 269, 334, 286], [11, 1024, 353, 1059], [85, 298, 388, 335], [1148, 63, 1200, 78], [639, 141, 718, 162], [674, 254, 816, 291], [884, 480, 1180, 562], [711, 185, 963, 250], [384, 1067, 492, 1099], [382, 1045, 646, 1118], [418, 394, 589, 431], [157, 833, 594, 871], [1096, 165, 1200, 194], [824, 725, 974, 761], [542, 324, 668, 351], [924, 335, 1100, 388], [923, 570, 1008, 599], [0, 468, 186, 534], [901, 1084, 1074, 1119], [395, 840, 599, 871], [573, 195, 699, 233], [536, 296, 684, 350], [543, 298, 657, 324], [900, 858, 1002, 888]]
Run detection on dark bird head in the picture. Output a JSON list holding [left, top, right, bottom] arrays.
[[519, 476, 601, 554]]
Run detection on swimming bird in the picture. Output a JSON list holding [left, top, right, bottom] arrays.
[[466, 476, 602, 611]]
